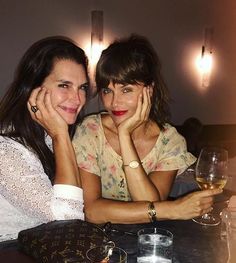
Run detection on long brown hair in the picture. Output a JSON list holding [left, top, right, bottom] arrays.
[[0, 36, 89, 181]]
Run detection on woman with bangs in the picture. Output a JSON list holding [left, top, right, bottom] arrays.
[[73, 35, 222, 224]]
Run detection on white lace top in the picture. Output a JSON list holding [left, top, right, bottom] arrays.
[[0, 135, 84, 242]]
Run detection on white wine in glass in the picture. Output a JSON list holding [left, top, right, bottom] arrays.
[[193, 147, 228, 226], [196, 177, 227, 190]]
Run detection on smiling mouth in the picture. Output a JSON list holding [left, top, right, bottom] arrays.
[[112, 110, 128, 116], [59, 106, 78, 114]]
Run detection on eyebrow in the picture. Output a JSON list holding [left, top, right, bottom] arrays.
[[106, 84, 128, 89], [57, 79, 73, 84], [57, 80, 89, 87], [80, 81, 89, 87]]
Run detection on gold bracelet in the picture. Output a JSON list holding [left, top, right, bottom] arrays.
[[148, 201, 157, 222]]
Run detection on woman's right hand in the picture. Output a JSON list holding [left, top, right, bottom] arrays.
[[27, 87, 68, 138], [117, 86, 152, 136], [171, 189, 222, 220]]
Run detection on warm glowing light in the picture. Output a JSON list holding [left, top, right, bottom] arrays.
[[84, 40, 104, 91], [196, 52, 213, 73], [84, 42, 104, 70], [195, 47, 213, 88], [90, 42, 104, 67], [199, 53, 213, 73], [89, 10, 104, 72]]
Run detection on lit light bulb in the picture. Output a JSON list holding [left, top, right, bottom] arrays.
[[90, 42, 104, 67], [195, 46, 213, 88], [199, 52, 213, 73]]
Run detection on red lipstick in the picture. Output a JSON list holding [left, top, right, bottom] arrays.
[[112, 110, 127, 116]]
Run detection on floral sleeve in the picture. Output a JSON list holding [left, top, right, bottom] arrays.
[[154, 126, 196, 174], [73, 119, 101, 176]]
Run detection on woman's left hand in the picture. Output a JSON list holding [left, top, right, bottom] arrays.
[[118, 86, 152, 135], [27, 87, 68, 138]]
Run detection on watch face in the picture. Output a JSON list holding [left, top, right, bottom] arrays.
[[129, 160, 140, 168]]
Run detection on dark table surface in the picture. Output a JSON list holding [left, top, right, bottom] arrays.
[[0, 193, 230, 263], [0, 220, 228, 263], [112, 219, 228, 263]]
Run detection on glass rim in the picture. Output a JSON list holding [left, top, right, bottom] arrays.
[[86, 245, 127, 261], [137, 227, 173, 238], [200, 146, 228, 154], [222, 207, 236, 214]]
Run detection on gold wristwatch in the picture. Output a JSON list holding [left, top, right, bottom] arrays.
[[123, 160, 140, 169]]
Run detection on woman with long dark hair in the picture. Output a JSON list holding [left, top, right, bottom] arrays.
[[73, 35, 222, 224], [0, 36, 89, 241]]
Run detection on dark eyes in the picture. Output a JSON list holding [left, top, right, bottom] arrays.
[[122, 87, 132, 93], [58, 83, 69, 88], [102, 87, 132, 94], [80, 84, 89, 92], [102, 87, 111, 94], [58, 83, 88, 93]]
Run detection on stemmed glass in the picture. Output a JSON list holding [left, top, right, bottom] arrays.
[[192, 147, 228, 226]]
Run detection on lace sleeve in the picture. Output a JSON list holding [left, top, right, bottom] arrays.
[[0, 137, 84, 222]]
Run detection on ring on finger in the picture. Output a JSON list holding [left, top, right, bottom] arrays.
[[31, 105, 38, 113]]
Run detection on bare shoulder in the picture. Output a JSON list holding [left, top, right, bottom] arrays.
[[100, 113, 110, 126], [101, 114, 116, 132], [148, 121, 160, 138]]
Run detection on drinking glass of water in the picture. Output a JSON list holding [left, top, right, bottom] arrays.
[[137, 227, 173, 263]]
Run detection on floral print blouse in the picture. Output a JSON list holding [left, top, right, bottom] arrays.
[[73, 114, 196, 201]]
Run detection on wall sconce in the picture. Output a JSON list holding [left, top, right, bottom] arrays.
[[198, 27, 214, 88], [91, 10, 104, 68]]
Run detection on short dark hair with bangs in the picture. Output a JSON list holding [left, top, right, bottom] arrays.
[[95, 34, 170, 129]]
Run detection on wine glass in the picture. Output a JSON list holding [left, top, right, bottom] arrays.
[[192, 147, 228, 226]]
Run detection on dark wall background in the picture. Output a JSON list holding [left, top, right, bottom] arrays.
[[0, 0, 235, 125]]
